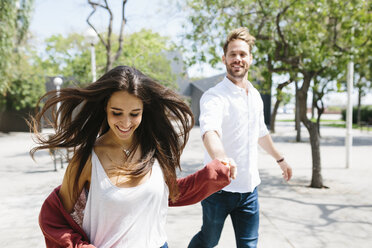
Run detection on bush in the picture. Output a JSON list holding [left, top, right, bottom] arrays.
[[341, 106, 372, 123], [3, 78, 45, 111]]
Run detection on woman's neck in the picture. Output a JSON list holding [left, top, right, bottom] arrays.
[[105, 129, 134, 150]]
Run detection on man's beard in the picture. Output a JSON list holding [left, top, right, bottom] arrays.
[[226, 63, 248, 79]]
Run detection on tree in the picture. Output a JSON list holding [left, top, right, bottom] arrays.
[[182, 0, 371, 188], [0, 0, 39, 111], [0, 1, 17, 94], [0, 0, 34, 94], [270, 78, 292, 133], [354, 50, 372, 125], [33, 30, 177, 89], [87, 0, 127, 72], [311, 71, 340, 136], [4, 54, 45, 111]]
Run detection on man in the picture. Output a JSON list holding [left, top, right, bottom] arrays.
[[188, 27, 293, 248]]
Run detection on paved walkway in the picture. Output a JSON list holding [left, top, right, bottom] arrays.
[[1, 115, 371, 247]]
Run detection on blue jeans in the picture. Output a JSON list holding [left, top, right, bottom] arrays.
[[188, 188, 259, 248], [160, 242, 168, 248]]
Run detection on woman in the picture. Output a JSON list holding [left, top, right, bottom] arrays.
[[30, 66, 236, 248]]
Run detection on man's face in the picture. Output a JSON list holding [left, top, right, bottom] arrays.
[[222, 39, 252, 80]]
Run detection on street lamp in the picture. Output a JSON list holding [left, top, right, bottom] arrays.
[[53, 77, 63, 126], [85, 28, 98, 82], [51, 77, 64, 170]]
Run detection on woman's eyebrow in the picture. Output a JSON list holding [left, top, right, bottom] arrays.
[[110, 107, 142, 111], [110, 107, 123, 111]]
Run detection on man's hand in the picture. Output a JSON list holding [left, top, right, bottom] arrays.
[[278, 160, 292, 181], [220, 158, 237, 180]]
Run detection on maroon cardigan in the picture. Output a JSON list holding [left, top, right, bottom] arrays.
[[39, 159, 230, 247]]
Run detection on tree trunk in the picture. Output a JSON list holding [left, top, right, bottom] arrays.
[[270, 99, 281, 133], [270, 80, 291, 133], [311, 91, 316, 119], [308, 121, 323, 188], [298, 72, 323, 188], [357, 87, 362, 125], [316, 106, 324, 137], [295, 81, 301, 142]]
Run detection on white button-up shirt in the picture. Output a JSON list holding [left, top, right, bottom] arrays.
[[199, 77, 269, 193]]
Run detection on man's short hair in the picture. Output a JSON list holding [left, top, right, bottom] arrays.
[[223, 27, 256, 55]]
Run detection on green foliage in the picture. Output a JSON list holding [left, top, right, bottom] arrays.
[[279, 91, 293, 106], [0, 1, 17, 93], [182, 0, 370, 92], [1, 48, 45, 111], [117, 30, 177, 89], [0, 0, 37, 111], [341, 106, 372, 124], [35, 29, 177, 89]]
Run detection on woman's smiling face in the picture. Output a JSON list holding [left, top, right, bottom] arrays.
[[106, 91, 143, 145]]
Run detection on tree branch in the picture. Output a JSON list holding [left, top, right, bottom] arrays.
[[113, 0, 127, 62], [275, 0, 298, 52], [86, 1, 108, 48], [104, 0, 114, 71]]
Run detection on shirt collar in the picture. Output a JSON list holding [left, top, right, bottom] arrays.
[[222, 76, 253, 93]]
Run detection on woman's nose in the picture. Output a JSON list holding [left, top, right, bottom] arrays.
[[120, 116, 131, 127]]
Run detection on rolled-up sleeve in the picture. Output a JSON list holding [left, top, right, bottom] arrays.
[[258, 102, 269, 138], [199, 91, 224, 138]]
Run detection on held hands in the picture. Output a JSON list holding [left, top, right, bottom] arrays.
[[220, 158, 237, 180]]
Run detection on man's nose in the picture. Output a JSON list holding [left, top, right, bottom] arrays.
[[233, 55, 242, 62]]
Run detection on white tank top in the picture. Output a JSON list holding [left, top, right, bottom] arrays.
[[82, 150, 169, 248]]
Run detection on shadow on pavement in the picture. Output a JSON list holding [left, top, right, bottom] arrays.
[[272, 135, 372, 146], [258, 170, 372, 228]]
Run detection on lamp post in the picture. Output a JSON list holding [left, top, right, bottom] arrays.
[[86, 28, 98, 82], [346, 26, 355, 169], [52, 76, 63, 170], [53, 77, 63, 126]]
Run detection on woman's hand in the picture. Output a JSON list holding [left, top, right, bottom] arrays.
[[220, 158, 237, 180]]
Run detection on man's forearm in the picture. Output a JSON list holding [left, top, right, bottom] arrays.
[[258, 134, 282, 160], [203, 131, 227, 160]]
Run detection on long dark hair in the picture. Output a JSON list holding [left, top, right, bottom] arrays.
[[30, 66, 194, 201]]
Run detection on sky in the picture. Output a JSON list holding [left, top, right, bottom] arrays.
[[29, 0, 222, 78]]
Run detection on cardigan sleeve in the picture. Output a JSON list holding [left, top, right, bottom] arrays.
[[170, 159, 231, 207], [39, 186, 96, 248]]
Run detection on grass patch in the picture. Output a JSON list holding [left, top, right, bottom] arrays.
[[322, 123, 359, 129], [277, 119, 295, 122]]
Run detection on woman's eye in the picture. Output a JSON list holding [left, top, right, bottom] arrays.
[[130, 113, 139, 117], [112, 112, 122, 116]]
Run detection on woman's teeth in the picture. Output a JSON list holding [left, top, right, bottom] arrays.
[[117, 126, 130, 132]]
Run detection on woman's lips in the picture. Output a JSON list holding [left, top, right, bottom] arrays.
[[116, 125, 131, 134]]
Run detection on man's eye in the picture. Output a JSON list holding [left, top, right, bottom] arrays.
[[112, 112, 122, 116]]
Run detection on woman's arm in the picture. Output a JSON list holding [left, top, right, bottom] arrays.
[[170, 159, 231, 207], [59, 155, 92, 213]]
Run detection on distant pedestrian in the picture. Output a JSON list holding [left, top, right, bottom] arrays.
[[30, 65, 236, 248], [188, 27, 293, 248]]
